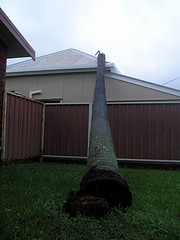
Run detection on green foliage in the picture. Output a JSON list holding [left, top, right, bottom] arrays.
[[0, 163, 179, 240]]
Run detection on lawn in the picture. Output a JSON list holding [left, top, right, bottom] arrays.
[[0, 162, 179, 240]]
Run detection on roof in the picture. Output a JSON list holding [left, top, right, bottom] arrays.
[[0, 8, 35, 60], [6, 48, 120, 75]]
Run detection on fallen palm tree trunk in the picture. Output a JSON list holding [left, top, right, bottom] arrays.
[[63, 53, 132, 217]]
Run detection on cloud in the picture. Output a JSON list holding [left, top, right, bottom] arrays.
[[2, 0, 180, 87]]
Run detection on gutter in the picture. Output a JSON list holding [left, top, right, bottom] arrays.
[[6, 63, 116, 77]]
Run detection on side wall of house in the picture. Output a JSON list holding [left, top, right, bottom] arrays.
[[0, 39, 7, 141], [5, 72, 180, 102], [105, 77, 180, 101]]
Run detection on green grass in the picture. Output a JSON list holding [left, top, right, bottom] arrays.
[[0, 162, 179, 240]]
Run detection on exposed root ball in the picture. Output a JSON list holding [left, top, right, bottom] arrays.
[[63, 191, 109, 217], [80, 168, 132, 207]]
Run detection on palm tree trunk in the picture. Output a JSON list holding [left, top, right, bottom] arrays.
[[63, 53, 132, 217], [80, 53, 132, 207]]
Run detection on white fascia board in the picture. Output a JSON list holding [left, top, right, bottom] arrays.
[[6, 67, 98, 77], [105, 72, 180, 97], [6, 65, 114, 77], [109, 63, 121, 74]]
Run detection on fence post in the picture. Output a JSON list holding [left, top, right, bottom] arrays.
[[87, 103, 92, 158], [1, 91, 7, 162], [40, 103, 45, 163]]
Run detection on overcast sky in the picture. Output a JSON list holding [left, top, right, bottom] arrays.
[[1, 0, 180, 88]]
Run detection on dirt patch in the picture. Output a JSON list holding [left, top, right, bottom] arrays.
[[63, 191, 109, 218]]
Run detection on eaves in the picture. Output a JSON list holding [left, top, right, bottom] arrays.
[[0, 8, 35, 60]]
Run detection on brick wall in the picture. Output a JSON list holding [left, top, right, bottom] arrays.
[[0, 39, 7, 144]]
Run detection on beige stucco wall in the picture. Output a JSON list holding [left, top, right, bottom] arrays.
[[5, 72, 180, 102], [105, 77, 180, 101]]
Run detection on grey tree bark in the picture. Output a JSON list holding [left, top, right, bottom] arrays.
[[80, 53, 132, 207], [63, 53, 132, 217]]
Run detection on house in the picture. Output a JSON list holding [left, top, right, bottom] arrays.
[[0, 8, 35, 152], [6, 48, 180, 103]]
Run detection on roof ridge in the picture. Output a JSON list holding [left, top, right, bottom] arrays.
[[7, 48, 98, 68], [7, 57, 33, 68], [35, 48, 73, 60], [70, 49, 112, 64], [70, 48, 97, 61], [7, 49, 70, 68]]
